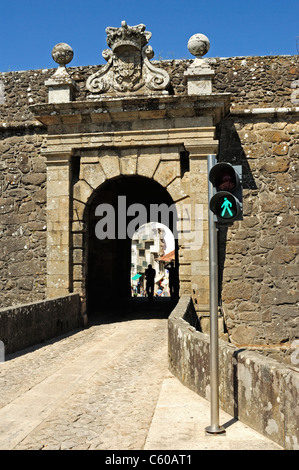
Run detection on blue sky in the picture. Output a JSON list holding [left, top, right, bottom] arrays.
[[0, 0, 298, 72]]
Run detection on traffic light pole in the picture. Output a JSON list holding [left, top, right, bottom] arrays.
[[205, 155, 226, 435]]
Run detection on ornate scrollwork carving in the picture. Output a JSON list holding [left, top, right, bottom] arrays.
[[142, 46, 170, 91], [86, 49, 113, 94]]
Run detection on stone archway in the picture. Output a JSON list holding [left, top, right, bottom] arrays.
[[42, 147, 188, 325], [42, 131, 221, 325], [33, 94, 228, 325], [31, 19, 230, 326], [84, 175, 178, 313], [70, 145, 186, 319]]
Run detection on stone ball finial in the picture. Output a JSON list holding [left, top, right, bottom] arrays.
[[187, 33, 210, 58], [51, 43, 74, 66]]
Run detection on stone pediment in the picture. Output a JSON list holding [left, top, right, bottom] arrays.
[[86, 21, 170, 98]]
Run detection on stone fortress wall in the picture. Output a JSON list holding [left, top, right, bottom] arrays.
[[0, 53, 298, 360]]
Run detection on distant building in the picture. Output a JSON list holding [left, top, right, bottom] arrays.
[[131, 223, 166, 295], [158, 250, 176, 295]]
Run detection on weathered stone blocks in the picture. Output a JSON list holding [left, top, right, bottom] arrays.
[[219, 115, 299, 354], [0, 132, 47, 307], [137, 149, 160, 178], [120, 150, 138, 175], [99, 151, 120, 179], [0, 294, 81, 354], [169, 296, 299, 450], [154, 160, 180, 187]]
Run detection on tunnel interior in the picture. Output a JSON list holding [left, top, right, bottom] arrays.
[[85, 175, 178, 314]]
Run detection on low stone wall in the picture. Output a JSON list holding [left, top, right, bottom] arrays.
[[168, 295, 299, 450], [0, 294, 82, 355]]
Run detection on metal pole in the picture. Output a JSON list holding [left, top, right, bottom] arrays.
[[205, 155, 225, 435]]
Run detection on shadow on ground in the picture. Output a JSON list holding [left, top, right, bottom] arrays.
[[5, 297, 177, 361], [88, 296, 178, 325]]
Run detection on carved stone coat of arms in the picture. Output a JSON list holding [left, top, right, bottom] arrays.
[[86, 21, 170, 97], [113, 51, 143, 92]]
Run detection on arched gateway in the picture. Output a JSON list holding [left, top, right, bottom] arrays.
[[31, 21, 230, 324], [86, 175, 178, 311]]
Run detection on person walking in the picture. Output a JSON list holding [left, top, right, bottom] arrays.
[[145, 264, 156, 302], [165, 261, 178, 300]]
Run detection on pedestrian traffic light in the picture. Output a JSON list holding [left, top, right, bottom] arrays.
[[209, 162, 242, 224]]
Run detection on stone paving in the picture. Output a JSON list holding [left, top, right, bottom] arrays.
[[0, 299, 283, 451]]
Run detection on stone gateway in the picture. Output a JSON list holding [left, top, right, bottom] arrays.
[[0, 21, 298, 362]]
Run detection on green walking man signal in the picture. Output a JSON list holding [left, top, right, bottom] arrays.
[[208, 162, 243, 224], [221, 197, 233, 217]]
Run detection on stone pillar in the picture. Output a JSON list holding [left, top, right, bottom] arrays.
[[185, 33, 214, 95], [44, 150, 73, 299], [186, 142, 218, 314], [46, 76, 77, 104], [184, 60, 214, 95], [45, 43, 78, 104], [183, 33, 220, 319], [189, 148, 209, 312]]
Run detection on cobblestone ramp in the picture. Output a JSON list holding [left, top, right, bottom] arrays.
[[0, 307, 169, 450], [0, 301, 283, 451]]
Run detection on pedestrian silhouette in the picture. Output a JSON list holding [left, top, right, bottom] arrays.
[[165, 261, 178, 300], [221, 197, 233, 217], [145, 264, 156, 302]]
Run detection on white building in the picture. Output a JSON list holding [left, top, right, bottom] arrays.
[[131, 223, 167, 295]]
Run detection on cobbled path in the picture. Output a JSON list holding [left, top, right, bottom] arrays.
[[0, 301, 172, 450]]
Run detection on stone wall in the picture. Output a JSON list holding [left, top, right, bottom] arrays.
[[0, 293, 81, 354], [1, 55, 298, 123], [218, 113, 299, 360], [168, 295, 299, 450], [0, 127, 47, 307]]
